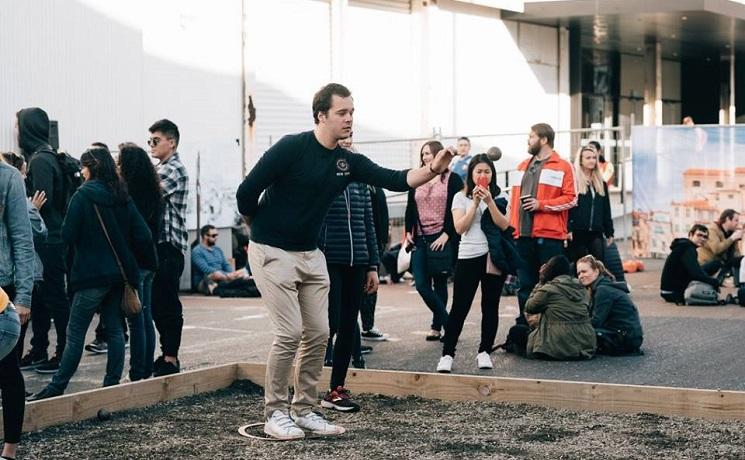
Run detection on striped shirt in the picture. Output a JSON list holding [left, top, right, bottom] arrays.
[[157, 152, 189, 252]]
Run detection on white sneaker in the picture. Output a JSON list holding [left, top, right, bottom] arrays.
[[292, 411, 346, 436], [477, 351, 493, 370], [437, 355, 453, 373], [264, 410, 305, 440]]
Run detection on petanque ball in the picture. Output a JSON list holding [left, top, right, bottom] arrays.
[[97, 409, 111, 421]]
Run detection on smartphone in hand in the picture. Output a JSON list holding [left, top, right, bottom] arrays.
[[476, 176, 489, 189]]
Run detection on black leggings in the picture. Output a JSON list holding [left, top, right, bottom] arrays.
[[567, 230, 605, 264], [1, 284, 25, 444], [327, 264, 367, 389], [442, 255, 506, 358]]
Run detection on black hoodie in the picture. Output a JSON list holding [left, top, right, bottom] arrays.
[[17, 107, 65, 243], [660, 237, 718, 302], [61, 180, 157, 293]]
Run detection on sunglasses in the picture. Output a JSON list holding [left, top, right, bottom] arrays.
[[147, 137, 171, 147]]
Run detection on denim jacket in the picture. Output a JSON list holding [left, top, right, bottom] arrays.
[[0, 163, 35, 307]]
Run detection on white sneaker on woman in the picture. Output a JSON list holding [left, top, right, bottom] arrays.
[[291, 411, 346, 436], [437, 355, 453, 373], [264, 410, 305, 440], [477, 351, 493, 369]]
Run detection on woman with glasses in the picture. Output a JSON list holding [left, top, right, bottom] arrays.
[[576, 255, 643, 355], [29, 147, 157, 401], [567, 145, 613, 264], [405, 140, 463, 342]]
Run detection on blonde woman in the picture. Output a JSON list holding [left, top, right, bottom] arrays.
[[567, 146, 613, 263]]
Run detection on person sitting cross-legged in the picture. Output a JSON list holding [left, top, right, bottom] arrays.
[[660, 224, 719, 305], [191, 225, 255, 296]]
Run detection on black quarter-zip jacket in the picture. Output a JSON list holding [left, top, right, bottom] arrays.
[[236, 131, 410, 251]]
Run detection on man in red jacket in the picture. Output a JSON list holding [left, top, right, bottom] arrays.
[[509, 123, 577, 324]]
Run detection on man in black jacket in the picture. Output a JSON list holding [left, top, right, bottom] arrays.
[[236, 83, 455, 440], [16, 107, 71, 374], [660, 224, 719, 304]]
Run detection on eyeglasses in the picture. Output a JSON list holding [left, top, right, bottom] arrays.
[[207, 233, 218, 238], [147, 137, 171, 147]]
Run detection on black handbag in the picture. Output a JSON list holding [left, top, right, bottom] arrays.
[[416, 215, 453, 277]]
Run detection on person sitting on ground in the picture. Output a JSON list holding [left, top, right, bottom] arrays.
[[660, 224, 719, 304], [191, 225, 255, 296], [697, 209, 743, 287], [525, 255, 596, 360], [576, 255, 643, 356]]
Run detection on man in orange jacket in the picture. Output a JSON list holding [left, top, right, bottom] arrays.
[[509, 123, 577, 324]]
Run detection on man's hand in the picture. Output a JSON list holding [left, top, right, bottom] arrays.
[[15, 305, 30, 325], [30, 190, 47, 210], [730, 230, 743, 241], [365, 271, 379, 294], [521, 197, 540, 212], [430, 146, 456, 174]]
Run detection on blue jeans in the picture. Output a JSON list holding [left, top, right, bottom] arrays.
[[47, 285, 125, 394], [411, 235, 449, 331], [0, 306, 20, 362], [128, 270, 155, 380]]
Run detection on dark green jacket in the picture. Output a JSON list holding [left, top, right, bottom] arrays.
[[590, 276, 644, 340], [525, 274, 596, 360]]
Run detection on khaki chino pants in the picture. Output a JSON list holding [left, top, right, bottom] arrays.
[[248, 242, 330, 419]]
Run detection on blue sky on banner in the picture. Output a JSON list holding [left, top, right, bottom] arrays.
[[632, 125, 745, 212]]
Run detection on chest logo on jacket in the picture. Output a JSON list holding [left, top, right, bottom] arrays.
[[336, 158, 350, 176]]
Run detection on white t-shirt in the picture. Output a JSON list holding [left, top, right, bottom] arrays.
[[452, 191, 489, 259]]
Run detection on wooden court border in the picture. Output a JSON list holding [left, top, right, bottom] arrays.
[[7, 361, 745, 433]]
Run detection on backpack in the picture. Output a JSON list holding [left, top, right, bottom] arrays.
[[493, 323, 531, 357], [52, 149, 83, 215], [683, 281, 720, 306]]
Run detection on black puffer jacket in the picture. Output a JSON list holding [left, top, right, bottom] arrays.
[[589, 275, 643, 340], [62, 180, 157, 293], [318, 182, 379, 268], [568, 181, 613, 237]]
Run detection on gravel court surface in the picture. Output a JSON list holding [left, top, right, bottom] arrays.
[[19, 380, 745, 459]]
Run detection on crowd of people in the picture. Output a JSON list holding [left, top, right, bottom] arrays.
[[0, 110, 190, 458], [11, 81, 738, 449]]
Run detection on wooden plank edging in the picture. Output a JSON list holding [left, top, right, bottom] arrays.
[[19, 363, 238, 432], [7, 361, 745, 436], [237, 363, 745, 421]]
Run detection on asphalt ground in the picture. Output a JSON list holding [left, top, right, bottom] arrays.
[[22, 259, 745, 396]]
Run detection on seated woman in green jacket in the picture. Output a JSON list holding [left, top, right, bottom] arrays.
[[525, 255, 596, 360], [576, 255, 643, 356]]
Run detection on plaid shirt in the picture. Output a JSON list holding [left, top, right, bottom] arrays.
[[158, 152, 189, 252]]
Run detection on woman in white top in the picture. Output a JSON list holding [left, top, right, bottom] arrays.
[[437, 154, 510, 373]]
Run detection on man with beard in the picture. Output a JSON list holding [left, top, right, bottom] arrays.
[[508, 123, 576, 324], [191, 225, 253, 295], [236, 83, 455, 440], [16, 107, 71, 374]]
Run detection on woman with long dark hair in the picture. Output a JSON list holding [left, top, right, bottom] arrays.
[[405, 140, 463, 342], [437, 154, 509, 373], [118, 142, 163, 380], [29, 147, 157, 400]]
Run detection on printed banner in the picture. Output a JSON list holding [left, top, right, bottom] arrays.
[[631, 125, 745, 257]]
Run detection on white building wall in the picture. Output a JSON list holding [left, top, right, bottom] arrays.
[[2, 0, 568, 216]]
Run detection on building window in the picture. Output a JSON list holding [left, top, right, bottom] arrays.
[[693, 181, 701, 187], [716, 181, 724, 188], [686, 208, 691, 217]]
